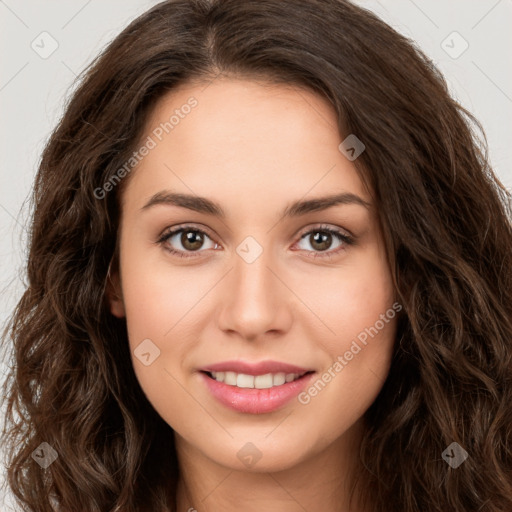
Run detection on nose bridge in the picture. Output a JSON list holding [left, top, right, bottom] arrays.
[[216, 240, 291, 338], [234, 248, 274, 302], [233, 244, 279, 312], [232, 232, 278, 298]]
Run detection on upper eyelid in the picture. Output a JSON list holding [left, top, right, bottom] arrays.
[[160, 223, 217, 241], [296, 223, 353, 239]]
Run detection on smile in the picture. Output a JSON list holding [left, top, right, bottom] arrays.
[[200, 370, 316, 414]]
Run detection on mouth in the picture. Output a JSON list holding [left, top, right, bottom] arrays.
[[201, 370, 315, 389], [199, 369, 316, 414]]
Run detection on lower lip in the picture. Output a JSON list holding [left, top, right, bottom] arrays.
[[200, 371, 315, 414]]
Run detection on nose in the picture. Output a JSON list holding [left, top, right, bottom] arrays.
[[215, 247, 293, 341]]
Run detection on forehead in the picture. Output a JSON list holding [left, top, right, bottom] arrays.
[[121, 78, 371, 212]]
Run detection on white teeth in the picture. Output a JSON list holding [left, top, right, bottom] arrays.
[[236, 373, 254, 388], [210, 371, 304, 388], [273, 373, 286, 386], [254, 373, 273, 389], [224, 371, 237, 385]]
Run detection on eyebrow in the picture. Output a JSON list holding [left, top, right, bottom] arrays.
[[140, 190, 371, 217]]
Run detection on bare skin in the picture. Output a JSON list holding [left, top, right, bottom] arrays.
[[107, 77, 398, 512]]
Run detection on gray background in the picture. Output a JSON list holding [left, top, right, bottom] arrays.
[[1, 1, 511, 509]]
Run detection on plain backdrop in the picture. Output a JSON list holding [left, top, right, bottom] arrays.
[[1, 1, 511, 509]]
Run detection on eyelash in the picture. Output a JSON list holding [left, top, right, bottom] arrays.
[[156, 223, 355, 260]]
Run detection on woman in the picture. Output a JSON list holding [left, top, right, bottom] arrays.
[[2, 0, 511, 511]]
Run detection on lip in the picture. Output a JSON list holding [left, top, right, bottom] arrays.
[[199, 370, 316, 414], [200, 359, 312, 376]]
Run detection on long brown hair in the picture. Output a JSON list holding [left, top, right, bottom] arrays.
[[2, 1, 511, 510]]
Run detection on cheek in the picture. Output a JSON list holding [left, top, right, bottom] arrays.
[[118, 231, 205, 345], [292, 239, 397, 414], [296, 284, 397, 446], [123, 269, 203, 343], [118, 241, 224, 412], [292, 243, 395, 346], [118, 250, 204, 421]]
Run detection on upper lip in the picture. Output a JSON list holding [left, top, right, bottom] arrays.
[[200, 360, 314, 376]]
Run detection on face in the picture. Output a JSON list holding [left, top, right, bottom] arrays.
[[108, 77, 398, 473]]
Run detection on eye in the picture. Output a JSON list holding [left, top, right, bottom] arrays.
[[156, 225, 220, 259], [293, 224, 354, 259]]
